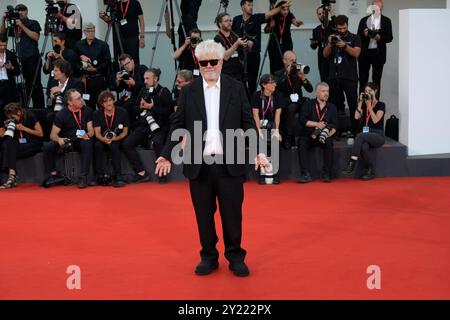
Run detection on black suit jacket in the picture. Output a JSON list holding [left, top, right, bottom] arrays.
[[47, 76, 84, 105], [161, 74, 258, 180], [1, 50, 21, 101], [357, 15, 393, 65]]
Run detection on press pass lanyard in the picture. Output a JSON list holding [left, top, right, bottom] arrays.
[[104, 109, 115, 130], [365, 107, 372, 127], [315, 101, 327, 122], [120, 0, 131, 19], [72, 110, 82, 129], [262, 95, 273, 119], [279, 17, 287, 37], [190, 47, 199, 68]]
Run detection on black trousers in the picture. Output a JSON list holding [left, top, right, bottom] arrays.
[[189, 163, 246, 263], [113, 31, 140, 65], [318, 56, 330, 83], [94, 140, 122, 176], [359, 51, 385, 94], [43, 139, 93, 176], [329, 78, 359, 134], [82, 76, 107, 110], [122, 125, 167, 173], [298, 135, 334, 176], [351, 132, 385, 169], [245, 52, 260, 96], [282, 102, 301, 137], [21, 54, 45, 108], [1, 137, 41, 171]]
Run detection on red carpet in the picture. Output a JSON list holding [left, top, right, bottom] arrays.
[[0, 177, 449, 300]]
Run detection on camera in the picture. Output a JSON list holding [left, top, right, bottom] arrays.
[[330, 34, 341, 45], [260, 119, 272, 130], [4, 119, 17, 138], [58, 138, 74, 153], [291, 63, 310, 75], [104, 124, 124, 140], [220, 0, 229, 8], [45, 0, 60, 15], [53, 44, 61, 55], [5, 6, 20, 25], [54, 92, 65, 112], [81, 59, 98, 70], [322, 0, 336, 5], [311, 123, 332, 144], [118, 70, 130, 81], [190, 36, 201, 45], [142, 86, 155, 104], [241, 34, 257, 42], [362, 93, 372, 101], [140, 110, 160, 133], [367, 28, 381, 39]]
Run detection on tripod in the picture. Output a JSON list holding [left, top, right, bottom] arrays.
[[257, 26, 284, 85], [149, 0, 186, 69], [103, 5, 125, 61]]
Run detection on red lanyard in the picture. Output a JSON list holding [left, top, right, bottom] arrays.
[[120, 0, 131, 19], [262, 95, 273, 119], [82, 77, 87, 91], [279, 17, 287, 37], [287, 76, 296, 93], [104, 109, 115, 129], [190, 47, 199, 68], [19, 130, 24, 139], [72, 110, 82, 129], [315, 102, 327, 122], [365, 106, 372, 127], [220, 32, 234, 49]]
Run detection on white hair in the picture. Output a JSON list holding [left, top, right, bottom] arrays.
[[83, 22, 95, 31], [315, 82, 329, 92], [195, 39, 225, 61]]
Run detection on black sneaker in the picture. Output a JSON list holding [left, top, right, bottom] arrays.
[[321, 173, 332, 183], [361, 168, 375, 181], [132, 172, 151, 183], [273, 175, 280, 184], [229, 261, 250, 277], [195, 260, 219, 275], [298, 173, 312, 183], [78, 176, 88, 189], [258, 176, 266, 185], [158, 176, 168, 184], [342, 159, 356, 175], [113, 179, 126, 188]]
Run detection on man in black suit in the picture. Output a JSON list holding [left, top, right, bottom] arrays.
[[357, 0, 393, 94], [155, 40, 269, 277]]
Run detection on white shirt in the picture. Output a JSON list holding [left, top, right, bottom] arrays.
[[0, 52, 8, 81], [202, 77, 223, 156], [58, 78, 69, 93], [368, 15, 381, 49]]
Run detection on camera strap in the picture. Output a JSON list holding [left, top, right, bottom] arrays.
[[261, 95, 273, 119], [279, 17, 287, 37], [120, 0, 131, 19], [286, 75, 296, 93], [190, 47, 199, 68], [104, 109, 116, 130], [315, 101, 327, 122], [72, 110, 82, 130]]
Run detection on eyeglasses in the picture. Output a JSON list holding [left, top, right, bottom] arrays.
[[198, 59, 219, 67]]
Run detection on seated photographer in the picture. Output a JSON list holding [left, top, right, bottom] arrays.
[[115, 53, 147, 118], [173, 69, 193, 112], [122, 68, 172, 184], [75, 22, 111, 110], [42, 89, 94, 189], [342, 83, 385, 180], [93, 90, 129, 188], [251, 74, 283, 185], [172, 28, 203, 77], [298, 82, 337, 183], [47, 59, 84, 111], [0, 34, 21, 111], [0, 103, 43, 189], [275, 50, 313, 149]]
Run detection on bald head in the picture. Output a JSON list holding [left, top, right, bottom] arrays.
[[283, 50, 297, 68]]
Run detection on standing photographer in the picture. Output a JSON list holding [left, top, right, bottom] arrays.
[[0, 102, 43, 189], [275, 50, 313, 149], [42, 89, 94, 189], [357, 0, 393, 94], [172, 28, 203, 78], [323, 15, 361, 136], [0, 34, 21, 112], [122, 68, 172, 184], [1, 4, 45, 108], [342, 82, 385, 180], [93, 90, 129, 187], [298, 82, 337, 183], [50, 0, 83, 50]]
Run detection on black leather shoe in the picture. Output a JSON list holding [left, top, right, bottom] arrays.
[[132, 172, 151, 183], [158, 176, 168, 184], [342, 159, 356, 175], [195, 261, 219, 275], [298, 173, 312, 183], [78, 176, 88, 189], [229, 261, 250, 277], [273, 175, 280, 184], [114, 179, 125, 188], [361, 168, 375, 181], [321, 173, 332, 183], [258, 176, 266, 185]]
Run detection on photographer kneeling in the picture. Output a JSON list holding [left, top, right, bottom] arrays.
[[298, 82, 337, 183], [122, 68, 172, 184], [93, 90, 129, 187], [42, 89, 94, 189], [0, 103, 43, 189], [342, 83, 385, 180]]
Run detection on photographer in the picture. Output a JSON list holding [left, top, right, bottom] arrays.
[[310, 4, 336, 82], [298, 82, 337, 183], [1, 4, 45, 108], [0, 103, 43, 189], [42, 89, 94, 189], [122, 68, 172, 184], [342, 83, 385, 180], [47, 59, 84, 111], [43, 32, 79, 86], [173, 69, 193, 112], [93, 90, 129, 187], [357, 0, 393, 94], [115, 53, 147, 117], [178, 0, 202, 47], [267, 1, 303, 74], [99, 0, 145, 65], [323, 15, 361, 136], [232, 0, 292, 95], [214, 13, 247, 82], [75, 22, 111, 110], [50, 0, 83, 50], [251, 74, 283, 185], [172, 28, 203, 78], [0, 34, 21, 111], [275, 50, 313, 150]]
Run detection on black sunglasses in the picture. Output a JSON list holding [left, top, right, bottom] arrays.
[[198, 59, 219, 67]]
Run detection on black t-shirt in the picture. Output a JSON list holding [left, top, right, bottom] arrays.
[[54, 106, 92, 140], [360, 101, 385, 133], [214, 32, 244, 79], [232, 13, 267, 54], [116, 0, 143, 37], [251, 91, 284, 124], [178, 46, 199, 73], [93, 106, 130, 136], [56, 3, 82, 49], [328, 32, 361, 81], [16, 19, 41, 59], [8, 110, 41, 143], [299, 99, 338, 137], [75, 38, 111, 77], [273, 12, 295, 50]]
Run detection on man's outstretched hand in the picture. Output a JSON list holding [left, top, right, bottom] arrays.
[[155, 157, 171, 177]]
